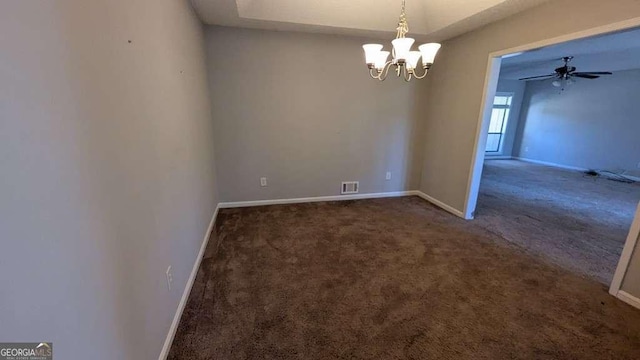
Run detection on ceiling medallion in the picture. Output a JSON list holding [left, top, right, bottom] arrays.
[[362, 0, 441, 81]]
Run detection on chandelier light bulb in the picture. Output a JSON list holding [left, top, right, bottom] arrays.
[[363, 44, 384, 66], [375, 51, 391, 70], [552, 80, 562, 87], [407, 51, 422, 70], [418, 43, 441, 67], [392, 38, 415, 62]]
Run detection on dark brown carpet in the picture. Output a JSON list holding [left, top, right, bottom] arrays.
[[477, 160, 640, 284], [169, 196, 640, 359]]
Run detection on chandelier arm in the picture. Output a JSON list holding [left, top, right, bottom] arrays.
[[412, 66, 429, 79], [403, 67, 413, 82], [369, 68, 381, 80], [378, 61, 394, 81], [368, 61, 394, 81], [396, 62, 409, 78]]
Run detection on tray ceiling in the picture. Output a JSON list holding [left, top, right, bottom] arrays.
[[192, 0, 551, 41]]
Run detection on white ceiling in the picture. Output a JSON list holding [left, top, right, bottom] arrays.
[[500, 27, 640, 80], [192, 0, 551, 41]]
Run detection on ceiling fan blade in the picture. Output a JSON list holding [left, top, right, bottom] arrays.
[[572, 74, 599, 79], [573, 71, 612, 75], [519, 74, 556, 81]]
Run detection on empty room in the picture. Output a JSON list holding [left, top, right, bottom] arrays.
[[473, 28, 640, 286], [2, 1, 640, 359]]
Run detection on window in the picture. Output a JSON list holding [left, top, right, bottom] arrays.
[[485, 93, 513, 153]]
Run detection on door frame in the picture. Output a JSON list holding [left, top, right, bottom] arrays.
[[609, 202, 640, 309], [463, 17, 640, 299]]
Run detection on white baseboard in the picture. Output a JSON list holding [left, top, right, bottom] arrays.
[[615, 290, 640, 310], [218, 190, 467, 220], [485, 155, 513, 160], [218, 191, 418, 208], [608, 173, 640, 182], [158, 205, 219, 360], [623, 174, 640, 182], [514, 157, 640, 182], [513, 157, 588, 172], [414, 191, 467, 219]]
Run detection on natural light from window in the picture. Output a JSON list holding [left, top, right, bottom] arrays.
[[485, 93, 513, 153]]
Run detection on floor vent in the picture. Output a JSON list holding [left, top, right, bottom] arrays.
[[341, 181, 359, 194]]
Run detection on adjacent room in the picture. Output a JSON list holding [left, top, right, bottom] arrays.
[[473, 28, 640, 285], [2, 1, 640, 359]]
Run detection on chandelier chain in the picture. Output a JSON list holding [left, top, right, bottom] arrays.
[[396, 0, 409, 39]]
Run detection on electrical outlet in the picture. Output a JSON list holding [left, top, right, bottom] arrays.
[[166, 266, 173, 291], [260, 177, 267, 187], [386, 171, 392, 180]]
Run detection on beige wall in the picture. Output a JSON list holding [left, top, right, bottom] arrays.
[[205, 26, 428, 202], [0, 1, 217, 358], [419, 0, 640, 212]]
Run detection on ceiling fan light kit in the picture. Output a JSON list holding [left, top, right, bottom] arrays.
[[362, 0, 441, 82], [519, 56, 613, 91]]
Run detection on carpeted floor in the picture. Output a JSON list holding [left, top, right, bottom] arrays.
[[476, 160, 640, 284], [169, 196, 640, 359]]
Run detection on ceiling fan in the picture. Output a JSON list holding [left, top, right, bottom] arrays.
[[519, 56, 612, 89]]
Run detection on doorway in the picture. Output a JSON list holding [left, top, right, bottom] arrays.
[[464, 19, 640, 291]]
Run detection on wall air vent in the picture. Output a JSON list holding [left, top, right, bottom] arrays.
[[341, 181, 359, 194]]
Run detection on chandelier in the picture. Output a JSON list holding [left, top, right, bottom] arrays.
[[362, 0, 441, 81]]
